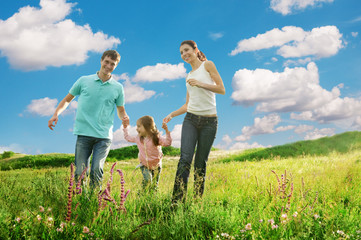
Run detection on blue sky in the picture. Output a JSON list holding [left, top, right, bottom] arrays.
[[1, 0, 361, 154]]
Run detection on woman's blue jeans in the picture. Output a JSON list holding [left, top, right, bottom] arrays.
[[74, 135, 112, 189], [172, 112, 218, 203]]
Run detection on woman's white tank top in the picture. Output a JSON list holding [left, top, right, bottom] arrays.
[[186, 61, 217, 116]]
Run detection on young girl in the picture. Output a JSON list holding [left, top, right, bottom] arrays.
[[123, 115, 172, 191]]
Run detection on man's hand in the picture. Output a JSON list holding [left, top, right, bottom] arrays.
[[122, 115, 129, 128], [48, 115, 58, 130], [47, 93, 74, 131]]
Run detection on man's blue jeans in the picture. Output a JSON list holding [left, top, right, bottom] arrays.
[[74, 135, 112, 188], [172, 112, 218, 203]]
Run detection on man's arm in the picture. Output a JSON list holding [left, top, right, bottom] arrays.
[[117, 106, 129, 127], [48, 93, 75, 130]]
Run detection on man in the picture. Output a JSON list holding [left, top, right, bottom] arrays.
[[48, 50, 129, 188]]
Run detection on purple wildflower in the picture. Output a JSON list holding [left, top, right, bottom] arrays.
[[83, 226, 90, 234], [75, 167, 88, 195], [66, 163, 74, 222], [117, 169, 128, 213], [272, 224, 279, 229]]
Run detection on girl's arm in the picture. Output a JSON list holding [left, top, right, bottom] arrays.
[[186, 61, 225, 95], [123, 127, 137, 143], [163, 91, 189, 123], [159, 123, 172, 146]]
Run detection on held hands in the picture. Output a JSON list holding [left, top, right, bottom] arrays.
[[122, 115, 130, 128], [162, 122, 169, 133], [163, 114, 172, 123], [48, 115, 58, 130]]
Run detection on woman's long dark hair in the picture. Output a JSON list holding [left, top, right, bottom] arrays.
[[138, 116, 160, 146], [181, 40, 207, 61]]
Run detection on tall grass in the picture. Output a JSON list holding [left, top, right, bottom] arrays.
[[1, 131, 361, 239], [1, 149, 361, 239]]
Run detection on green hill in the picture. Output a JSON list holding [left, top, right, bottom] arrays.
[[2, 131, 360, 170], [223, 131, 361, 162], [0, 145, 181, 171]]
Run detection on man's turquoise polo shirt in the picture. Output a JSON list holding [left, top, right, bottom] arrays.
[[69, 73, 125, 139]]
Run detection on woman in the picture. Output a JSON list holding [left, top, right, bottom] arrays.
[[163, 40, 225, 203]]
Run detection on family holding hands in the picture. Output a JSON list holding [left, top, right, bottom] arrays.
[[48, 40, 225, 204]]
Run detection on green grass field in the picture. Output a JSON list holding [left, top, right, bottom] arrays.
[[1, 131, 361, 239]]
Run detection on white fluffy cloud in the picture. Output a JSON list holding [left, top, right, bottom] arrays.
[[353, 116, 361, 129], [304, 128, 335, 140], [232, 61, 361, 127], [291, 97, 361, 125], [26, 97, 58, 116], [114, 73, 156, 103], [25, 97, 77, 116], [229, 142, 268, 150], [214, 134, 269, 150], [133, 63, 187, 82], [270, 0, 333, 15], [230, 26, 304, 55], [111, 125, 138, 149], [235, 114, 281, 141], [122, 80, 156, 104], [113, 63, 186, 103], [294, 124, 314, 134], [276, 125, 296, 132], [0, 0, 120, 71], [169, 124, 182, 148], [234, 114, 295, 141], [284, 57, 312, 67], [230, 26, 343, 59], [222, 135, 233, 145], [351, 32, 358, 37], [231, 62, 340, 113]]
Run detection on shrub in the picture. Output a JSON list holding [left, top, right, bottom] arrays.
[[107, 145, 139, 160], [162, 146, 180, 156], [107, 145, 181, 161], [0, 154, 74, 171], [1, 151, 15, 159]]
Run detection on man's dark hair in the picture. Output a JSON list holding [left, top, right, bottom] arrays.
[[101, 50, 121, 63]]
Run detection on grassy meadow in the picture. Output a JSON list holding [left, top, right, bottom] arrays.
[[1, 131, 361, 239]]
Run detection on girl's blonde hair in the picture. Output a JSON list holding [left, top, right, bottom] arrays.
[[137, 116, 160, 146]]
